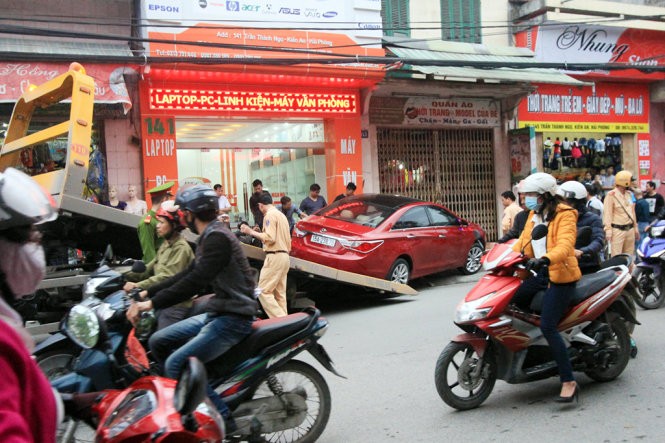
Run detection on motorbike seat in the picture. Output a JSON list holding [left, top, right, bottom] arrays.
[[206, 312, 313, 379], [530, 269, 617, 313]]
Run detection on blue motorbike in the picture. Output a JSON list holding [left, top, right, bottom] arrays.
[[633, 220, 665, 309]]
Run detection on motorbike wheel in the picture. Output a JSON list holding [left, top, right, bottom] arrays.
[[633, 269, 665, 310], [36, 346, 79, 381], [584, 318, 631, 382], [249, 360, 331, 443], [434, 342, 496, 411]]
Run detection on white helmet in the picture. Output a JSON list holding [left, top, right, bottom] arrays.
[[557, 180, 588, 200], [0, 168, 57, 230], [519, 172, 558, 196]]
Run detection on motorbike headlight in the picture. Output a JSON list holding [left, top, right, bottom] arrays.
[[104, 390, 157, 439], [84, 277, 108, 298], [455, 292, 495, 324], [63, 305, 100, 349], [651, 225, 665, 238]]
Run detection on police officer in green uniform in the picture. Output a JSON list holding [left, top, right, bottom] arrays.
[[138, 181, 174, 263]]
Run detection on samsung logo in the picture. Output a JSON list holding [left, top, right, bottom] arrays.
[[148, 4, 179, 12], [322, 11, 337, 18]]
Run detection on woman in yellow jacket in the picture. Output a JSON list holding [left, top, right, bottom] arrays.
[[512, 172, 582, 403]]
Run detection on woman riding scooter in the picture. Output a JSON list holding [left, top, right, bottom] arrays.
[[124, 201, 195, 330], [511, 172, 582, 403]]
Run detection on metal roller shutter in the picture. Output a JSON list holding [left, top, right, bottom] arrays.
[[377, 127, 497, 240]]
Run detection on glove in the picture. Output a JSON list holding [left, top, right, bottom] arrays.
[[525, 257, 550, 272]]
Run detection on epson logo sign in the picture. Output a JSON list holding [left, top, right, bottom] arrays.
[[149, 4, 180, 12]]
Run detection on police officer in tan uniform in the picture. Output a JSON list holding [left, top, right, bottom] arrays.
[[240, 192, 291, 317], [603, 170, 640, 256]]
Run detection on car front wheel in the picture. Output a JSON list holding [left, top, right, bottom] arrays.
[[460, 241, 484, 275], [387, 258, 410, 284]]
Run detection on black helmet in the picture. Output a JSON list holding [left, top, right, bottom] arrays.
[[175, 185, 218, 214]]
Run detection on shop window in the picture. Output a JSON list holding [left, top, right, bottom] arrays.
[[441, 0, 481, 43], [382, 0, 410, 37]]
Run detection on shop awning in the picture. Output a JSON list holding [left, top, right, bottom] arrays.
[[385, 38, 587, 86], [0, 38, 135, 113]]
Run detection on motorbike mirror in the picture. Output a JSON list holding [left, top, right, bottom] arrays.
[[575, 226, 593, 248], [174, 357, 208, 417], [531, 224, 548, 241], [131, 260, 147, 273], [61, 305, 101, 349], [100, 245, 114, 267]]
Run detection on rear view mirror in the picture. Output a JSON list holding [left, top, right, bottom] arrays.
[[174, 357, 208, 417], [575, 226, 593, 248], [531, 224, 548, 241], [131, 260, 147, 273]]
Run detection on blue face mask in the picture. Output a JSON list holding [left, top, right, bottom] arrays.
[[525, 196, 542, 211]]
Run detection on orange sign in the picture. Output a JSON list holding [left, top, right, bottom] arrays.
[[149, 88, 358, 115], [141, 115, 179, 201]]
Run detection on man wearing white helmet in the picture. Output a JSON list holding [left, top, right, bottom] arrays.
[[512, 172, 582, 403], [558, 181, 605, 273], [603, 170, 639, 256], [0, 168, 59, 442]]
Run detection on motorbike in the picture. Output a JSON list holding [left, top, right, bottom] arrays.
[[34, 247, 130, 380], [53, 293, 341, 443], [434, 224, 640, 410], [62, 352, 224, 442], [633, 219, 665, 309]]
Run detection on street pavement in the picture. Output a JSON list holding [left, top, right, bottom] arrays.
[[305, 273, 665, 443]]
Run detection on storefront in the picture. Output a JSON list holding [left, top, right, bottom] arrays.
[[515, 23, 663, 187], [138, 0, 385, 224], [516, 81, 650, 185]]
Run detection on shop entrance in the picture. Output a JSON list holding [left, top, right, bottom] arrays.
[[176, 119, 326, 225], [377, 127, 497, 240]]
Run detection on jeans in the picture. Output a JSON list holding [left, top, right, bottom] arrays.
[[511, 269, 548, 311], [540, 282, 576, 383], [149, 313, 254, 416]]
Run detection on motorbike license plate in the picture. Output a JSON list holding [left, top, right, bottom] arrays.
[[311, 235, 336, 247]]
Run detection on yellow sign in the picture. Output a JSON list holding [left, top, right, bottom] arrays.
[[519, 121, 649, 133]]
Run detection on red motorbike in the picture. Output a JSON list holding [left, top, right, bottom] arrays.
[[63, 357, 224, 442], [434, 226, 640, 410]]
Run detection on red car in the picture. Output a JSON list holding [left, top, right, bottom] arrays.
[[291, 194, 486, 284]]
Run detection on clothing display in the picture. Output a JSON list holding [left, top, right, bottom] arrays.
[[542, 133, 623, 175]]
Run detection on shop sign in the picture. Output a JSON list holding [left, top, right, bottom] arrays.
[[149, 88, 358, 115], [402, 97, 500, 127], [141, 0, 384, 77], [0, 63, 134, 112], [517, 82, 649, 132], [141, 116, 179, 199], [637, 134, 652, 187], [515, 24, 665, 80]]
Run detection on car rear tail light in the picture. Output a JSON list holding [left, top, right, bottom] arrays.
[[293, 226, 306, 238], [338, 239, 384, 253]]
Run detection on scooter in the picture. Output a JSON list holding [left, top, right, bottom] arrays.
[[63, 356, 224, 442], [34, 246, 130, 380], [53, 296, 341, 442], [633, 219, 665, 309], [434, 225, 639, 410]]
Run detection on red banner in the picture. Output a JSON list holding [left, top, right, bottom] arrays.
[[0, 62, 134, 113]]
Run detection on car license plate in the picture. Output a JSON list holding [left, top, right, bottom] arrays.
[[311, 234, 336, 247]]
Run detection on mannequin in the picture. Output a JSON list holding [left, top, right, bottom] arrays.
[[125, 184, 147, 216], [105, 186, 127, 211]]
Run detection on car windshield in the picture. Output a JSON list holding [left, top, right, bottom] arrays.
[[319, 200, 396, 228]]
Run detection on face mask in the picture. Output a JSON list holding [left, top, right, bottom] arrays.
[[0, 238, 45, 299], [525, 196, 542, 211]]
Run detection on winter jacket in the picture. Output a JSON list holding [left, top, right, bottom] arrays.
[[125, 234, 194, 289], [576, 208, 605, 272], [513, 204, 582, 284]]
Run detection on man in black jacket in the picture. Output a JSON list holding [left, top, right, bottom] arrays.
[[127, 184, 258, 428]]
